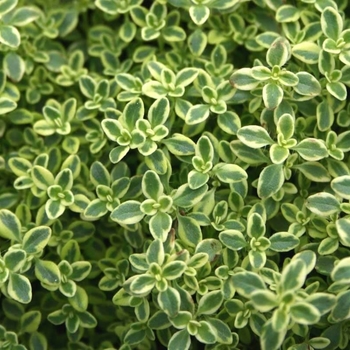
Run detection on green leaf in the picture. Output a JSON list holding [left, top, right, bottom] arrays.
[[70, 261, 91, 281], [306, 192, 340, 216], [230, 68, 259, 90], [158, 286, 180, 317], [0, 97, 16, 114], [213, 163, 247, 183], [22, 226, 51, 255], [76, 310, 97, 328], [293, 138, 328, 161], [294, 162, 331, 182], [319, 49, 334, 75], [162, 26, 186, 42], [251, 290, 277, 312], [195, 238, 221, 261], [95, 0, 118, 14], [0, 25, 20, 48], [110, 200, 144, 225], [60, 280, 76, 297], [188, 171, 209, 190], [269, 232, 299, 252], [162, 133, 195, 155], [148, 310, 171, 330], [306, 293, 336, 315], [31, 166, 54, 191], [79, 75, 96, 99], [142, 170, 163, 200], [251, 66, 271, 81], [123, 98, 144, 130], [188, 29, 207, 56], [217, 111, 241, 135], [68, 285, 88, 312], [61, 240, 80, 263], [10, 6, 40, 26], [145, 149, 168, 175], [29, 331, 47, 350], [257, 164, 284, 199], [247, 213, 265, 239], [33, 120, 55, 136], [196, 135, 213, 163], [8, 157, 32, 177], [292, 42, 320, 64], [292, 250, 316, 275], [109, 145, 130, 164], [4, 52, 25, 82], [84, 199, 108, 219], [330, 290, 350, 322], [189, 5, 210, 26], [308, 337, 331, 349], [262, 83, 283, 110], [55, 169, 73, 191], [45, 200, 65, 220], [177, 215, 202, 247], [237, 125, 274, 148], [119, 20, 136, 42], [232, 271, 266, 298], [331, 257, 350, 282], [331, 175, 350, 200], [261, 319, 286, 350], [337, 131, 350, 151], [290, 302, 320, 324], [327, 81, 347, 101], [186, 104, 210, 125], [280, 260, 306, 293], [293, 72, 321, 96], [4, 249, 26, 272], [172, 183, 208, 208], [35, 260, 60, 286], [148, 97, 170, 126], [270, 144, 289, 164], [196, 320, 216, 344], [146, 239, 164, 266], [101, 119, 122, 142], [149, 212, 172, 242], [176, 68, 198, 88], [266, 37, 291, 67], [272, 307, 289, 332], [169, 311, 191, 329], [230, 140, 269, 164], [130, 274, 155, 295], [168, 329, 191, 350], [0, 209, 21, 241], [8, 273, 32, 304], [20, 310, 41, 333], [318, 237, 339, 255], [249, 250, 266, 269], [277, 113, 294, 140], [197, 290, 223, 315], [219, 230, 247, 250], [206, 317, 233, 344], [0, 0, 18, 15], [323, 37, 340, 54], [47, 310, 65, 325], [142, 79, 168, 98], [276, 5, 299, 23], [321, 6, 342, 40], [336, 217, 350, 247]]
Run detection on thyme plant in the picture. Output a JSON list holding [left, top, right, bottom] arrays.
[[1, 0, 350, 349]]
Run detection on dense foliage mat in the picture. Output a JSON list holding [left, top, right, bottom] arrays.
[[2, 0, 350, 349]]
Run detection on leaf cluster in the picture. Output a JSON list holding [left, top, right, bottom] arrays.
[[1, 0, 350, 350]]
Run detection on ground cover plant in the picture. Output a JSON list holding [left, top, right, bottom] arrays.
[[2, 0, 350, 349]]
